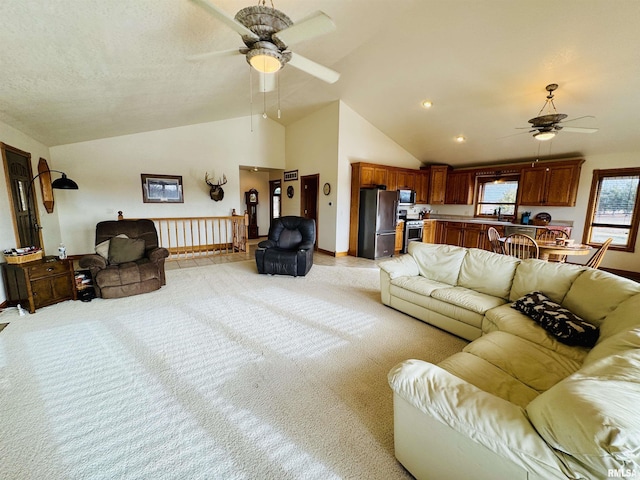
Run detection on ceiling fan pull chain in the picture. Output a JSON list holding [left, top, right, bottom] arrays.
[[249, 65, 254, 132], [277, 71, 281, 119]]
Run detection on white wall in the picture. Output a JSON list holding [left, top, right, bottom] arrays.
[[337, 101, 422, 254], [0, 120, 62, 304], [436, 152, 640, 272], [285, 102, 340, 252], [50, 116, 285, 255]]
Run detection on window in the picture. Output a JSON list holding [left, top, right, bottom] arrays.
[[475, 175, 519, 218], [584, 168, 640, 252]]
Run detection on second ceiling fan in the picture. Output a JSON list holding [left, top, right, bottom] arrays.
[[188, 0, 340, 86], [520, 83, 598, 141]]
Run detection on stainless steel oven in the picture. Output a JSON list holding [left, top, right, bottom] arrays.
[[402, 220, 424, 253]]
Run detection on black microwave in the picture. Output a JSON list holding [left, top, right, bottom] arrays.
[[398, 189, 416, 205]]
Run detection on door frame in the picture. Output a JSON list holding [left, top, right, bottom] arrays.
[[1, 142, 41, 248], [300, 173, 319, 249]]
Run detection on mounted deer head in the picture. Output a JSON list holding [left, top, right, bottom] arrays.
[[205, 172, 227, 201]]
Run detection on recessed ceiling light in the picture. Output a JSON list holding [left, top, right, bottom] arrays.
[[421, 100, 433, 109], [253, 167, 259, 172], [455, 135, 466, 143]]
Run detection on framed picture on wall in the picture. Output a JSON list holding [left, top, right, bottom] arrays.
[[141, 174, 183, 203]]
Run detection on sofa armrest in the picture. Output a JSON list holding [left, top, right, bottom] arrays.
[[258, 239, 275, 249], [298, 241, 314, 251], [148, 247, 169, 262], [378, 254, 419, 279], [388, 359, 566, 476], [79, 254, 107, 270]]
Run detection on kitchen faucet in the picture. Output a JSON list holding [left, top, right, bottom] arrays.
[[497, 207, 503, 221]]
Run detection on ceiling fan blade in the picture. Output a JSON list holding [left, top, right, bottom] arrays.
[[561, 115, 596, 124], [287, 52, 340, 84], [273, 11, 336, 46], [187, 48, 244, 61], [560, 126, 599, 134], [189, 0, 259, 41], [258, 73, 276, 93]]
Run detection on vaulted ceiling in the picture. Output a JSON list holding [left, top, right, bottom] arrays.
[[1, 0, 639, 166]]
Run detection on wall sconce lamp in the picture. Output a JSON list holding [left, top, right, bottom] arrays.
[[26, 169, 79, 245]]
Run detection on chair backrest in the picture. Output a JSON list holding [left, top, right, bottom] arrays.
[[268, 216, 316, 249], [487, 227, 503, 254], [586, 238, 613, 269], [503, 233, 539, 260], [536, 229, 570, 262], [95, 219, 159, 250], [537, 229, 569, 244]]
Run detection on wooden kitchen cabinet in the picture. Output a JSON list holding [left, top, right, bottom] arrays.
[[360, 164, 388, 188], [518, 159, 584, 206], [396, 169, 415, 190], [395, 221, 404, 254], [461, 222, 486, 248], [440, 221, 464, 246], [445, 170, 474, 205], [2, 258, 76, 313], [428, 165, 448, 205], [422, 220, 436, 243], [437, 221, 488, 249], [415, 171, 430, 204]]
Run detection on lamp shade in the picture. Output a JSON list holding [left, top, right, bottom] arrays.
[[51, 173, 79, 190]]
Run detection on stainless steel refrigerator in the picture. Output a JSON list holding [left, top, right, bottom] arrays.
[[358, 188, 398, 259]]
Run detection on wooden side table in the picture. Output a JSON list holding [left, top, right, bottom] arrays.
[[2, 257, 77, 313]]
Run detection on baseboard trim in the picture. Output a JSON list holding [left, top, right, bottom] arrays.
[[317, 248, 348, 257]]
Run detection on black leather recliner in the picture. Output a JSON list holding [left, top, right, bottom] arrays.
[[255, 216, 316, 277]]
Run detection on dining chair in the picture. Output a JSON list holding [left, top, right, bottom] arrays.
[[585, 238, 613, 269], [503, 233, 539, 260], [537, 229, 570, 262], [487, 226, 503, 254]]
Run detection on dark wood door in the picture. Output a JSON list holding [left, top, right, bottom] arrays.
[[1, 143, 40, 248], [301, 174, 319, 247]]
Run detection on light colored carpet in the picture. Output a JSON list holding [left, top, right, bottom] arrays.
[[0, 261, 466, 480]]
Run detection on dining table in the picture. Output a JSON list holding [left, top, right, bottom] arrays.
[[499, 237, 592, 261]]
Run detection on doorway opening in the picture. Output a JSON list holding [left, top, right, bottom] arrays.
[[300, 174, 319, 249]]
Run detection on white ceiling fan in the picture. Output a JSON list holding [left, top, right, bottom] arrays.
[[188, 0, 340, 87], [518, 84, 598, 141]]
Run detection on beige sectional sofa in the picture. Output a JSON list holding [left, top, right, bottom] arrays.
[[379, 242, 640, 480]]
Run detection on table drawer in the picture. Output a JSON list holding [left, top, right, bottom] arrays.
[[26, 260, 68, 279]]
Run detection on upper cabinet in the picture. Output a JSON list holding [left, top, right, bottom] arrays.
[[396, 169, 415, 190], [415, 170, 430, 204], [444, 170, 474, 205], [428, 165, 448, 205], [360, 164, 388, 188], [518, 159, 584, 206]]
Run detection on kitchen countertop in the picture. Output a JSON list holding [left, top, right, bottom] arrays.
[[428, 216, 573, 227]]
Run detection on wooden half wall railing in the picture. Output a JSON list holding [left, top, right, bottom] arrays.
[[139, 213, 249, 261]]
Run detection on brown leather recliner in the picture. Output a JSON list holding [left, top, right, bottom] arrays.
[[79, 219, 169, 299]]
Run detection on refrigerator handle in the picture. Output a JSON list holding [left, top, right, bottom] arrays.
[[393, 200, 398, 227]]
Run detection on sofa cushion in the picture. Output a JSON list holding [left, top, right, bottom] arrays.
[[438, 351, 539, 408], [431, 286, 506, 315], [462, 331, 582, 393], [108, 236, 146, 265], [390, 275, 450, 297], [583, 327, 640, 367], [562, 268, 640, 327], [598, 293, 640, 341], [512, 292, 599, 347], [526, 350, 640, 478], [458, 248, 520, 300], [408, 242, 467, 286], [389, 284, 484, 329], [509, 259, 585, 303], [483, 304, 590, 363]]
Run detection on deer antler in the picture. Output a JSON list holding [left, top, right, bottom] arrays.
[[205, 172, 227, 187]]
